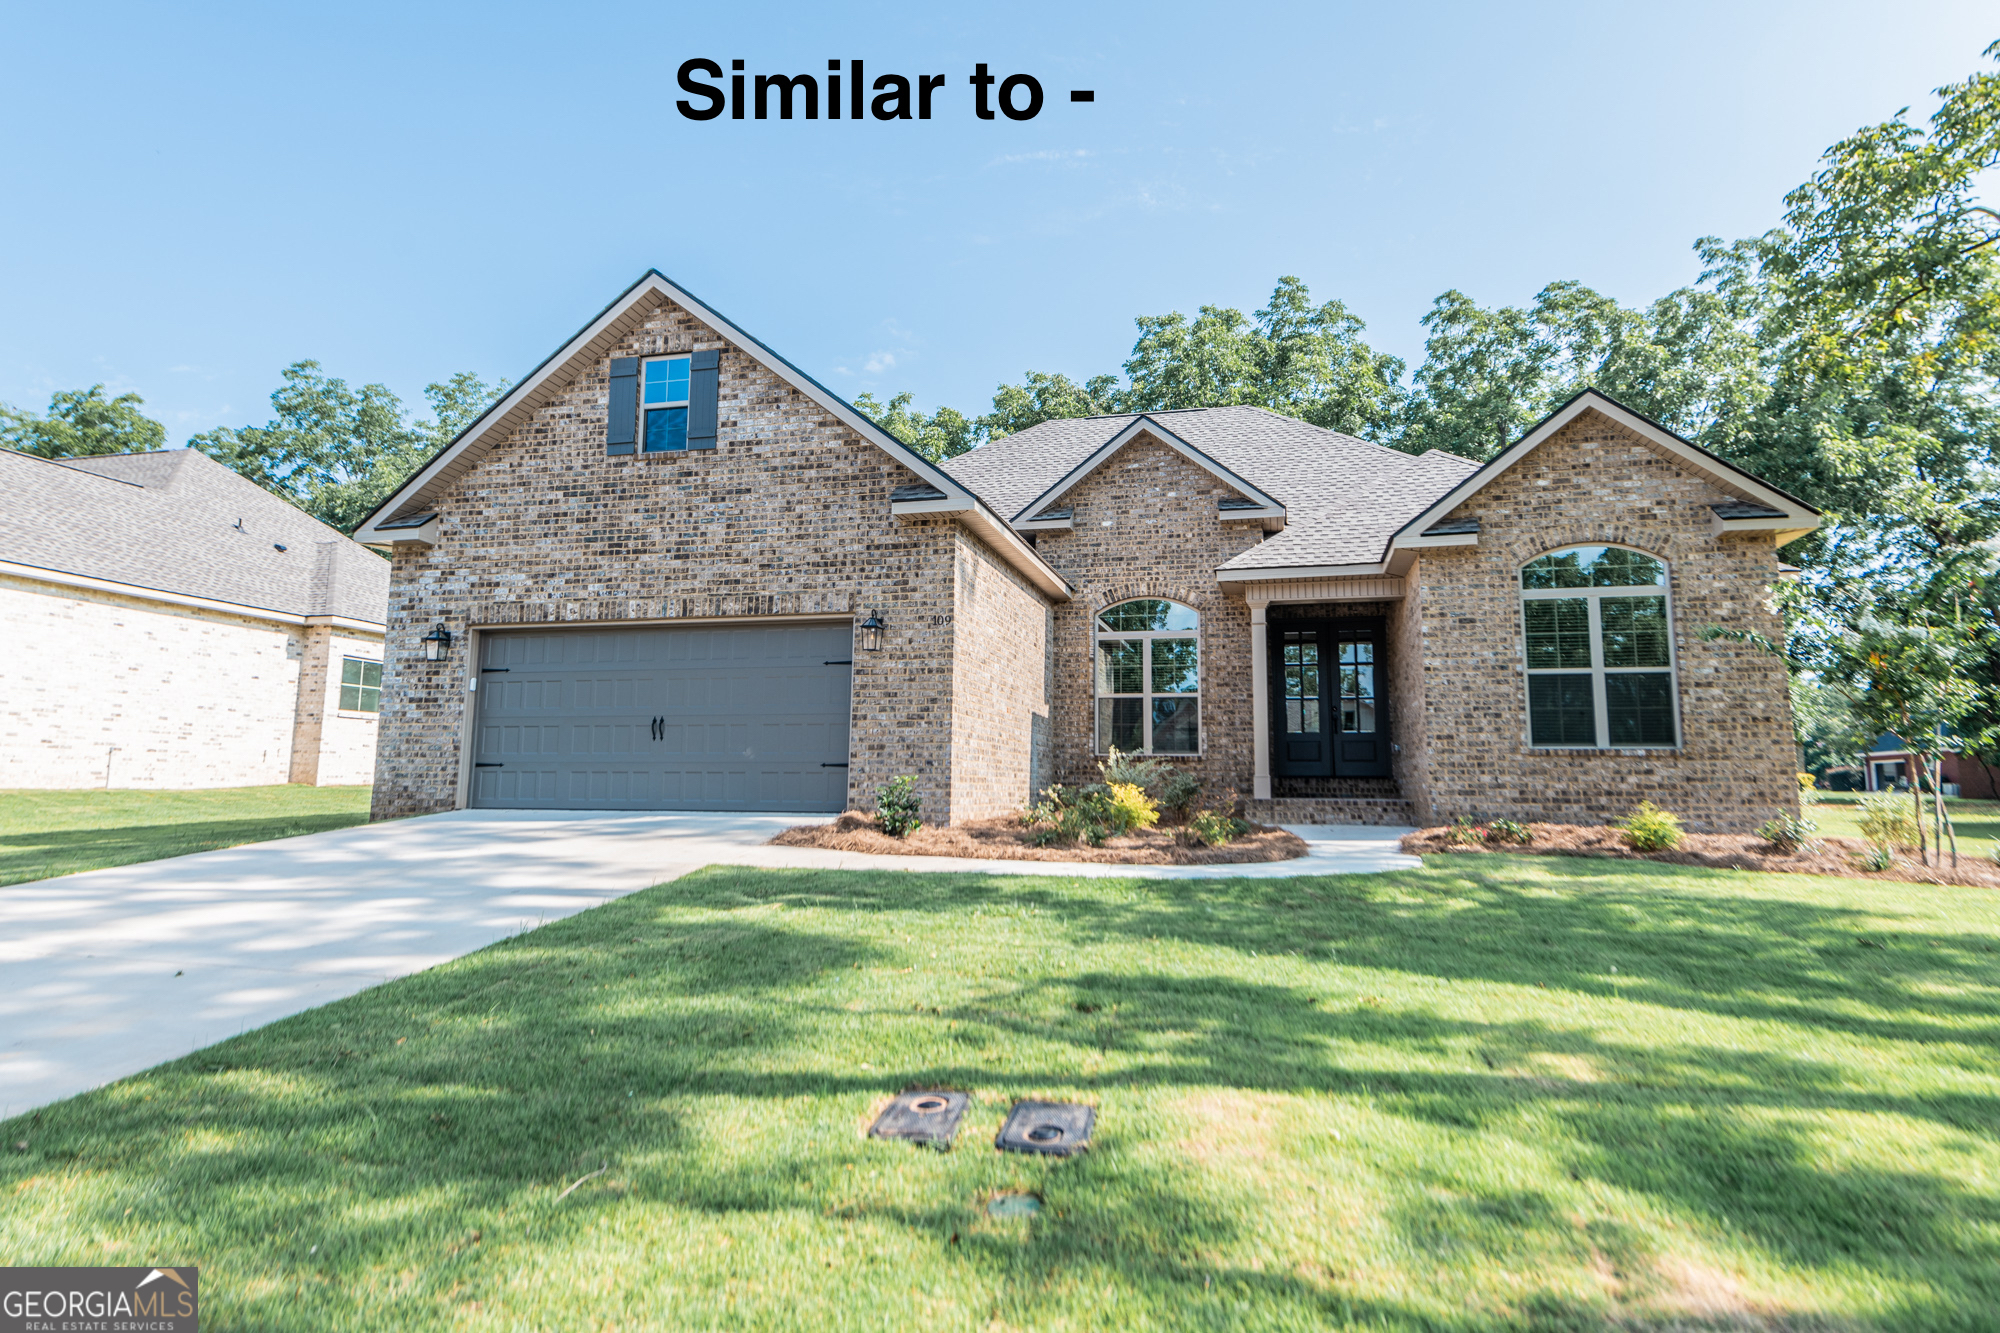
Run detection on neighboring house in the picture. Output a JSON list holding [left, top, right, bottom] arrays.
[[1, 448, 389, 789], [353, 271, 1817, 831], [1862, 733, 1996, 798]]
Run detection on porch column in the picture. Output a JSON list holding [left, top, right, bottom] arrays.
[[1247, 595, 1272, 800]]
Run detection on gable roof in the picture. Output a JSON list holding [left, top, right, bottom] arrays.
[[942, 405, 1481, 574], [1387, 389, 1822, 554], [350, 270, 1067, 599], [0, 448, 389, 626]]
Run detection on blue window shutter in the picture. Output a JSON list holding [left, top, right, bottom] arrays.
[[607, 357, 639, 453], [689, 349, 720, 449]]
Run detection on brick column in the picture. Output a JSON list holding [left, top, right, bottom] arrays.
[[1247, 595, 1271, 800], [288, 624, 332, 784]]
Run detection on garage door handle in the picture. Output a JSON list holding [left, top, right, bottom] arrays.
[[650, 716, 664, 741], [481, 667, 510, 673], [822, 762, 849, 767], [823, 659, 852, 665], [475, 762, 503, 768]]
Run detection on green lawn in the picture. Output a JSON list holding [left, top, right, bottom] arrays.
[[0, 785, 373, 886], [6, 858, 1999, 1330], [1813, 791, 2000, 860]]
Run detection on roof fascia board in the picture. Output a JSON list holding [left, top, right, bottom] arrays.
[[890, 496, 975, 516], [1216, 560, 1390, 584], [1009, 415, 1287, 523], [1384, 390, 1823, 555], [1393, 531, 1477, 549], [355, 269, 980, 534], [359, 517, 440, 550], [351, 269, 1069, 597], [953, 507, 1073, 600], [1015, 515, 1075, 531], [0, 558, 388, 629]]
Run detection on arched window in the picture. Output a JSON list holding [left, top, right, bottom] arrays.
[[1094, 599, 1200, 754], [1521, 546, 1678, 748]]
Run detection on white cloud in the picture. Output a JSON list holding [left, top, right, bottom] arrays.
[[863, 351, 897, 374]]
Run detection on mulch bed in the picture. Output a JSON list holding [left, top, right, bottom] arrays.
[[1401, 821, 2000, 888], [771, 812, 1309, 865]]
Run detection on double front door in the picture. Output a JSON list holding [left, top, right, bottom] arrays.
[[1272, 619, 1391, 778]]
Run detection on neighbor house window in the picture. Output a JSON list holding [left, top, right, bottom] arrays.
[[339, 657, 382, 714], [641, 356, 691, 452], [1521, 546, 1676, 748], [1095, 599, 1199, 754]]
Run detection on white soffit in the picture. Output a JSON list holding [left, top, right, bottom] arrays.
[[1386, 390, 1822, 552], [1008, 415, 1287, 525]]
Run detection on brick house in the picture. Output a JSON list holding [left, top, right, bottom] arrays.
[[354, 272, 1817, 831], [2, 447, 388, 789]]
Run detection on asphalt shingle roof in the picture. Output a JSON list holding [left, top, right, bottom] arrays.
[[1, 448, 390, 624], [939, 406, 1479, 571]]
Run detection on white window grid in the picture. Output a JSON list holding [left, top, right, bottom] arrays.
[[1092, 605, 1202, 756], [1520, 547, 1681, 751]]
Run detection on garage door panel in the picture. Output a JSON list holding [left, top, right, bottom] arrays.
[[470, 625, 851, 811]]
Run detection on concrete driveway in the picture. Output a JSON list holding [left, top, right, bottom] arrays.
[[1, 810, 1418, 1118]]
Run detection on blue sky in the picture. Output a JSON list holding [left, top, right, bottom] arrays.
[[1, 2, 1993, 442]]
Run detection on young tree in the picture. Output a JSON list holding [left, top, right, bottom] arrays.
[[1, 385, 167, 458]]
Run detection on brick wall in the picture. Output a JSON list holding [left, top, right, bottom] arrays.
[[1024, 436, 1266, 802], [1410, 409, 1798, 832], [948, 530, 1053, 820], [0, 575, 303, 789], [369, 296, 978, 821]]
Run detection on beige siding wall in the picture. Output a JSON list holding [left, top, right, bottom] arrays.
[[947, 530, 1053, 821], [370, 295, 974, 821], [0, 575, 302, 789], [1024, 437, 1265, 801], [1410, 409, 1798, 832]]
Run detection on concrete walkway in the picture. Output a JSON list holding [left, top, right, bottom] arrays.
[[0, 810, 1419, 1118]]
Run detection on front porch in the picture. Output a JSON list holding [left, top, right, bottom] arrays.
[[1234, 574, 1424, 827]]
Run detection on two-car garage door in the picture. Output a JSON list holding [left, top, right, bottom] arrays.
[[469, 623, 853, 812]]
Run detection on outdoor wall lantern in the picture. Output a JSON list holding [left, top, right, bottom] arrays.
[[858, 610, 884, 652], [421, 623, 454, 661]]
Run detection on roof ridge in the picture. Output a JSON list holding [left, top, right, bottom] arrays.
[[1, 448, 151, 488]]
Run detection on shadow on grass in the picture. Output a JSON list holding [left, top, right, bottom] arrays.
[[4, 861, 1997, 1327]]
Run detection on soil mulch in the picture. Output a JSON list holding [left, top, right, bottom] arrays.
[[1401, 821, 2000, 889], [771, 812, 1309, 865]]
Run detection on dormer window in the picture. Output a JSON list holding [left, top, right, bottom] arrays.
[[642, 356, 691, 452]]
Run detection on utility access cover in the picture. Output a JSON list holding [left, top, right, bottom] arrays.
[[868, 1090, 969, 1148], [995, 1100, 1095, 1157]]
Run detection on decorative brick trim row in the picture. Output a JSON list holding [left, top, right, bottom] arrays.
[[1088, 580, 1210, 612], [468, 592, 856, 626]]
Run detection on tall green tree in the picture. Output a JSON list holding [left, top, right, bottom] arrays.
[[976, 371, 1123, 441], [0, 384, 167, 458], [190, 361, 507, 533]]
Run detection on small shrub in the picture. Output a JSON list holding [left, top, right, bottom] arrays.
[[1856, 844, 1895, 872], [1104, 781, 1159, 833], [875, 775, 923, 838], [1484, 818, 1533, 845], [1100, 747, 1201, 818], [1618, 801, 1684, 852], [1026, 784, 1120, 847], [1856, 790, 1920, 852], [1153, 765, 1204, 818], [1757, 810, 1819, 854], [1797, 771, 1820, 809], [1446, 814, 1482, 846], [1181, 809, 1253, 847]]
